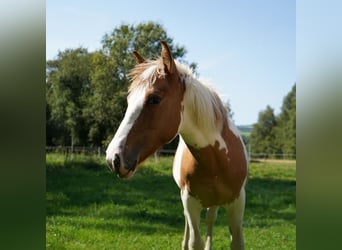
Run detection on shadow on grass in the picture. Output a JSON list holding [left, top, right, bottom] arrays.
[[46, 158, 296, 231], [46, 159, 184, 231], [244, 176, 296, 227]]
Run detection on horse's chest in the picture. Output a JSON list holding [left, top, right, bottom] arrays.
[[188, 172, 234, 207], [178, 142, 247, 208]]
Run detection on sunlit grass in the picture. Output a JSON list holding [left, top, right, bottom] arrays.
[[46, 154, 296, 249]]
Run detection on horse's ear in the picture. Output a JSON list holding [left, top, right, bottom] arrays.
[[160, 40, 176, 74], [132, 51, 145, 64]]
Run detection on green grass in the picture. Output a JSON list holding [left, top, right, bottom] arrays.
[[46, 154, 296, 249]]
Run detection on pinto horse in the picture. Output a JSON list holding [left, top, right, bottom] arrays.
[[106, 41, 248, 250]]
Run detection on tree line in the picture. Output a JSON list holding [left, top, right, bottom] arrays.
[[248, 84, 296, 158], [46, 21, 295, 158]]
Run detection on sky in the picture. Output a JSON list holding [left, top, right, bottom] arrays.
[[46, 0, 295, 125]]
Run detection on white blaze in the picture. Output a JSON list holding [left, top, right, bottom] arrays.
[[105, 85, 147, 161]]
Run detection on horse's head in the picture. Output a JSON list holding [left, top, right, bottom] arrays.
[[106, 41, 185, 179]]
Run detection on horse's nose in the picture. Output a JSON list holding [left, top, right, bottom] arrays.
[[106, 153, 121, 173], [113, 153, 121, 172]]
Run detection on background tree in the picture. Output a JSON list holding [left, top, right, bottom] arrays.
[[249, 84, 296, 158], [46, 48, 91, 147], [276, 84, 296, 156], [250, 105, 278, 156], [46, 21, 198, 147]]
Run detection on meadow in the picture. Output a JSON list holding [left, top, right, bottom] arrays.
[[46, 154, 296, 249]]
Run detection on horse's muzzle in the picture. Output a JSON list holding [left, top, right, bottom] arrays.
[[106, 153, 137, 179], [113, 153, 121, 172]]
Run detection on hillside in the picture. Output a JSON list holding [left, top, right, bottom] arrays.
[[237, 125, 253, 137]]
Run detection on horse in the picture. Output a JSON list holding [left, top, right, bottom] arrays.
[[106, 41, 248, 250]]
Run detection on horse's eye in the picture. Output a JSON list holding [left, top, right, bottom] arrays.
[[147, 94, 161, 106]]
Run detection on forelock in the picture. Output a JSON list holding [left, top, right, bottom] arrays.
[[128, 58, 166, 94]]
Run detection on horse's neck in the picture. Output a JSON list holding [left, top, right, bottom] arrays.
[[177, 77, 227, 149], [178, 100, 225, 150]]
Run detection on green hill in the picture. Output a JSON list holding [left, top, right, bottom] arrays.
[[237, 125, 253, 137]]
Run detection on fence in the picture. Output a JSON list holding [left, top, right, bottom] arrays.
[[46, 146, 104, 156], [249, 153, 296, 160], [46, 146, 296, 160]]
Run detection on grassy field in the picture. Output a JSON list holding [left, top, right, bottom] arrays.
[[46, 154, 296, 249]]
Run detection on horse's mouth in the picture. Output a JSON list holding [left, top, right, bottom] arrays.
[[115, 159, 138, 179], [108, 153, 138, 179], [116, 167, 136, 179]]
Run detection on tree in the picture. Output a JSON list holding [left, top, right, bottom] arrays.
[[276, 84, 296, 156], [250, 105, 278, 156], [101, 22, 197, 71], [46, 21, 198, 147], [46, 48, 92, 146], [249, 84, 296, 158]]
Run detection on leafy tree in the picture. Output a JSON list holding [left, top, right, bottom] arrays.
[[46, 21, 198, 147], [250, 105, 278, 156], [46, 48, 92, 146], [101, 22, 197, 71], [276, 84, 296, 156], [249, 84, 296, 158]]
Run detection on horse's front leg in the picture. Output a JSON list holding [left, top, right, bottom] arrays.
[[205, 206, 218, 250], [181, 189, 204, 250], [182, 216, 189, 250], [224, 187, 246, 250]]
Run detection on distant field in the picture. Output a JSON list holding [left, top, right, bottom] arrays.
[[46, 154, 296, 249], [237, 125, 252, 137], [239, 131, 251, 138]]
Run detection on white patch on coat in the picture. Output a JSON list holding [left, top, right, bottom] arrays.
[[173, 136, 187, 188], [178, 102, 227, 153], [174, 61, 228, 152]]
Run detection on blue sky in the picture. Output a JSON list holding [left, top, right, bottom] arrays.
[[46, 0, 295, 125]]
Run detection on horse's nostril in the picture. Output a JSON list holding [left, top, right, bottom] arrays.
[[114, 154, 121, 171]]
